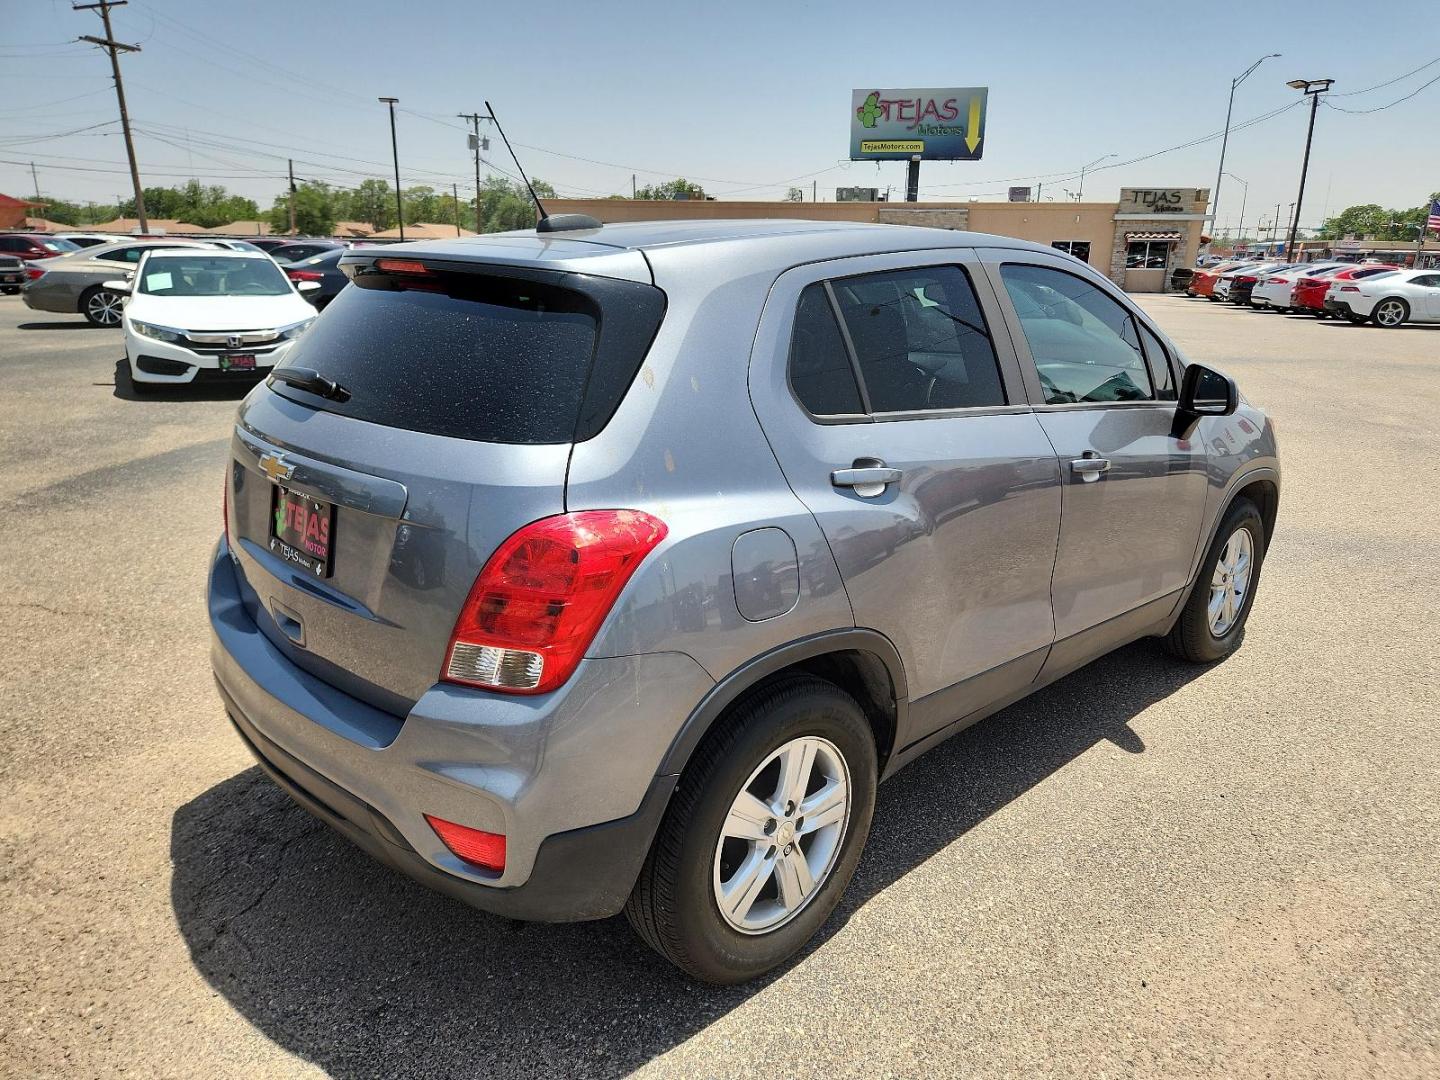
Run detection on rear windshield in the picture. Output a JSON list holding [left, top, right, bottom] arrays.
[[270, 265, 664, 445]]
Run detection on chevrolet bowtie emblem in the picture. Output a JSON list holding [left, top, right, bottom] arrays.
[[259, 453, 294, 483]]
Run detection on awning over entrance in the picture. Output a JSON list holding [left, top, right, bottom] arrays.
[[1126, 230, 1182, 241]]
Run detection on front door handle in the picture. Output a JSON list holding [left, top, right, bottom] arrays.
[[1070, 455, 1111, 482], [832, 458, 902, 498]]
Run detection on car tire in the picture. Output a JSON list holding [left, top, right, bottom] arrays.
[[626, 675, 878, 984], [81, 285, 125, 327], [1371, 298, 1409, 328], [1164, 498, 1266, 663]]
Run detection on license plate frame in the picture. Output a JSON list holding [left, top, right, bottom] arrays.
[[269, 484, 334, 579], [220, 353, 257, 371]]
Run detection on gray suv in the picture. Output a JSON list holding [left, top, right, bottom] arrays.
[[210, 219, 1279, 983]]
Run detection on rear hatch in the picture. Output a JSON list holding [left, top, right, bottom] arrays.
[[225, 248, 666, 714]]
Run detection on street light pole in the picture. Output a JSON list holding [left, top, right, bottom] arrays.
[[1284, 78, 1333, 260], [1223, 172, 1248, 252], [378, 97, 404, 241], [1210, 53, 1281, 250], [1076, 153, 1116, 201]]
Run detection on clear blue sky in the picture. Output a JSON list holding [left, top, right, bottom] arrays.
[[4, 0, 1439, 233]]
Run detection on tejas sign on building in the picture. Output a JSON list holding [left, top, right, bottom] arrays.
[[850, 88, 988, 161]]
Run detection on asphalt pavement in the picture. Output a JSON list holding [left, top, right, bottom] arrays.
[[1, 292, 1437, 1079]]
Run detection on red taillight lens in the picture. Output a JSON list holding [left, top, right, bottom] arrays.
[[375, 258, 429, 275], [25, 266, 46, 281], [285, 269, 324, 281], [1237, 276, 1255, 284], [443, 510, 667, 695], [1270, 277, 1289, 284], [1340, 285, 1361, 292], [425, 815, 506, 872]]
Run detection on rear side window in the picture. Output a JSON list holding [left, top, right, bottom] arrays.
[[271, 265, 664, 445], [788, 284, 863, 416], [833, 265, 1006, 413]]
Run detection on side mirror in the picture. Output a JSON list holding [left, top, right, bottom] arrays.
[[101, 279, 132, 295], [1178, 363, 1238, 417], [296, 280, 321, 293]]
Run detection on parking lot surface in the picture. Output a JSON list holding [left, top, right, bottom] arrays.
[[1, 293, 1437, 1079]]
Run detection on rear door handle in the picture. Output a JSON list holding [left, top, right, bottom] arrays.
[[831, 459, 902, 498], [1070, 456, 1111, 482]]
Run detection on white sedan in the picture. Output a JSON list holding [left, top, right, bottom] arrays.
[[1323, 268, 1440, 327], [1250, 263, 1344, 313], [111, 248, 319, 391]]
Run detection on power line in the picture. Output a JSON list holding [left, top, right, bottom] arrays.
[[1323, 70, 1440, 114], [1333, 54, 1440, 96]]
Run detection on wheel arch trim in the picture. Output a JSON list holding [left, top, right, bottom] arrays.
[[657, 628, 909, 777]]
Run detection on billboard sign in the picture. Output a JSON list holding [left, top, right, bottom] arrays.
[[1008, 186, 1031, 202], [850, 87, 987, 161]]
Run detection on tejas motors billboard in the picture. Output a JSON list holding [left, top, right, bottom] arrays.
[[850, 88, 988, 161]]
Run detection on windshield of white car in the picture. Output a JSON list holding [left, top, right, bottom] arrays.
[[138, 256, 292, 297]]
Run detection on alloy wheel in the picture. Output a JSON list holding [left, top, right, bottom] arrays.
[[1208, 526, 1254, 637], [87, 290, 123, 325], [712, 735, 851, 934], [1374, 300, 1406, 328]]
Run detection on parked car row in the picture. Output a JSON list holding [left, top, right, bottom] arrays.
[[12, 235, 351, 324], [1186, 258, 1440, 327]]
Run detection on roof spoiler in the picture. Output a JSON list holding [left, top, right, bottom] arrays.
[[536, 213, 602, 233]]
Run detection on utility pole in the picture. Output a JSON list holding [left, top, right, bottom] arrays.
[[1223, 171, 1248, 252], [379, 97, 403, 240], [287, 158, 296, 236], [458, 112, 485, 230], [812, 180, 817, 203], [30, 162, 40, 202], [906, 155, 920, 202], [1210, 53, 1282, 252], [75, 0, 147, 233], [631, 174, 637, 199], [1284, 78, 1334, 260], [452, 183, 461, 236]]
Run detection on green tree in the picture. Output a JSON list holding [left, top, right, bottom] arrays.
[[1319, 195, 1440, 241], [634, 177, 705, 201], [265, 181, 336, 236], [785, 187, 805, 202], [348, 178, 396, 230]]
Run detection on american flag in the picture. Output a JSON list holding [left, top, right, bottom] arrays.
[[1429, 199, 1440, 233]]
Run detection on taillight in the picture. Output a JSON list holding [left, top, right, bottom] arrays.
[[375, 258, 429, 274], [443, 510, 668, 694], [1340, 285, 1361, 292], [25, 265, 46, 281], [1270, 277, 1289, 284], [425, 815, 506, 872], [285, 269, 324, 282]]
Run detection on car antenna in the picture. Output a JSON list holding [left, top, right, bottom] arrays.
[[483, 101, 600, 234]]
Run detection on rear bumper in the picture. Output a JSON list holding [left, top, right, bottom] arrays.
[[20, 281, 77, 314], [208, 538, 713, 920]]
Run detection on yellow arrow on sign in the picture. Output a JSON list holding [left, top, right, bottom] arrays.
[[965, 95, 982, 153]]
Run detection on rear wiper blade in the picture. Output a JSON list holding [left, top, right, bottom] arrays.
[[268, 366, 351, 402]]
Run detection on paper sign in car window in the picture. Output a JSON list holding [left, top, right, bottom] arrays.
[[146, 271, 173, 291]]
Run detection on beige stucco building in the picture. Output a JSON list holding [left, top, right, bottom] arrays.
[[549, 187, 1210, 292]]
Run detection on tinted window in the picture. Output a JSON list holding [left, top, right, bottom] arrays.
[[272, 268, 664, 445], [0, 238, 22, 252], [1000, 263, 1154, 405], [788, 284, 863, 416], [829, 265, 1005, 412], [97, 246, 143, 263], [1353, 267, 1395, 280]]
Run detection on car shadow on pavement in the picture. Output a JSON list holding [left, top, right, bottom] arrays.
[[171, 640, 1203, 1079], [109, 358, 255, 402], [17, 320, 105, 331]]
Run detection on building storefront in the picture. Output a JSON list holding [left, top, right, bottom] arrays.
[[549, 186, 1210, 292]]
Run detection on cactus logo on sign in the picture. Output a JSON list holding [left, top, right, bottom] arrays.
[[850, 88, 988, 161]]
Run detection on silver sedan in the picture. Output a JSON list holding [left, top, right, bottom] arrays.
[[21, 238, 214, 325]]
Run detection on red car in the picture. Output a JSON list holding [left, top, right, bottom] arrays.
[[1187, 261, 1246, 298], [0, 232, 81, 261], [1293, 264, 1399, 316]]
